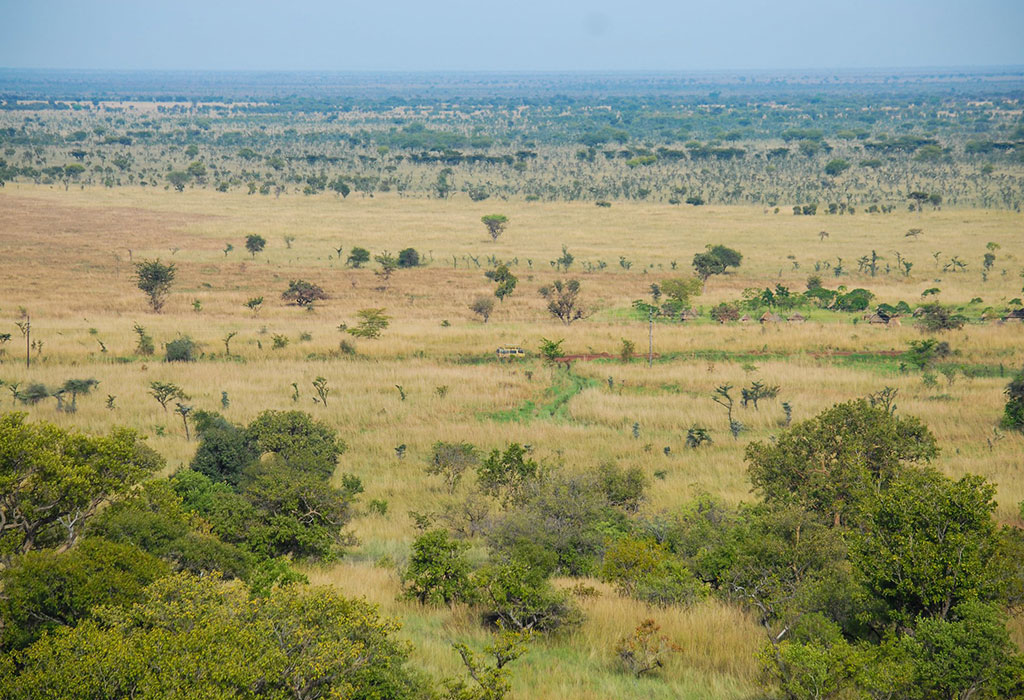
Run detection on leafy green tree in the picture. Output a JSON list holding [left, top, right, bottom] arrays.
[[402, 530, 474, 605], [539, 279, 585, 325], [481, 214, 509, 242], [427, 441, 479, 493], [477, 443, 540, 506], [189, 411, 257, 485], [487, 470, 623, 577], [746, 400, 938, 527], [692, 244, 742, 282], [475, 560, 581, 633], [601, 537, 708, 606], [148, 381, 188, 413], [244, 233, 266, 258], [133, 259, 175, 312], [0, 538, 169, 650], [246, 410, 346, 479], [896, 600, 1024, 699], [53, 378, 99, 413], [281, 279, 327, 307], [999, 367, 1024, 432], [853, 468, 1000, 624], [659, 276, 703, 316], [485, 263, 517, 301], [397, 248, 421, 267], [916, 302, 966, 332], [87, 478, 251, 580], [0, 573, 429, 699], [0, 414, 162, 564], [347, 308, 390, 339], [166, 170, 189, 191], [444, 628, 529, 700], [823, 158, 851, 176], [538, 337, 564, 362], [347, 246, 370, 267]]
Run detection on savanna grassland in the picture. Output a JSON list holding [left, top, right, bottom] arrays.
[[2, 177, 1023, 697]]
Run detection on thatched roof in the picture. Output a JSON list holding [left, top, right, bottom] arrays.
[[760, 312, 783, 323], [787, 313, 806, 322]]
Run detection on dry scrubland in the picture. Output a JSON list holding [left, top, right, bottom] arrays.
[[1, 184, 1023, 697]]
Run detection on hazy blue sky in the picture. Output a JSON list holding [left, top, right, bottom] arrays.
[[2, 0, 1022, 72]]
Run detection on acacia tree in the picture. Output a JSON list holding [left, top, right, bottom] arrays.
[[281, 279, 327, 308], [692, 244, 743, 283], [134, 260, 175, 313], [481, 214, 509, 242], [539, 279, 585, 325]]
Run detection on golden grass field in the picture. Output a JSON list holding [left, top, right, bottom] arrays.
[[1, 183, 1023, 697]]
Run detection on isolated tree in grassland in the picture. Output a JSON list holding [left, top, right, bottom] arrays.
[[54, 378, 99, 413], [692, 244, 743, 282], [0, 413, 163, 564], [482, 214, 509, 241], [149, 381, 188, 414], [281, 279, 327, 308], [347, 308, 390, 339], [539, 279, 585, 325], [470, 296, 495, 322], [244, 234, 266, 258], [134, 259, 175, 312], [244, 296, 263, 316], [485, 263, 518, 301], [347, 246, 370, 268], [397, 248, 420, 268]]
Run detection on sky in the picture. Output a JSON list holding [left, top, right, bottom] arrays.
[[1, 0, 1023, 72]]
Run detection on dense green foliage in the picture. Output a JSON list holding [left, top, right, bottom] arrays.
[[0, 573, 429, 699]]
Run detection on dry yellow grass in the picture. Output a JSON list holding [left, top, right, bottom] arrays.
[[2, 184, 1023, 694]]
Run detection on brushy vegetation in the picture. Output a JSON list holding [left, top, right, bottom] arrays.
[[0, 70, 1023, 698]]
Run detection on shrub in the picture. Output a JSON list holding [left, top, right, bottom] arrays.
[[615, 619, 681, 678], [165, 336, 198, 362], [397, 248, 421, 267], [710, 302, 740, 323], [401, 530, 474, 606], [476, 561, 581, 632], [917, 302, 966, 332], [1001, 368, 1024, 432], [601, 537, 708, 606]]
